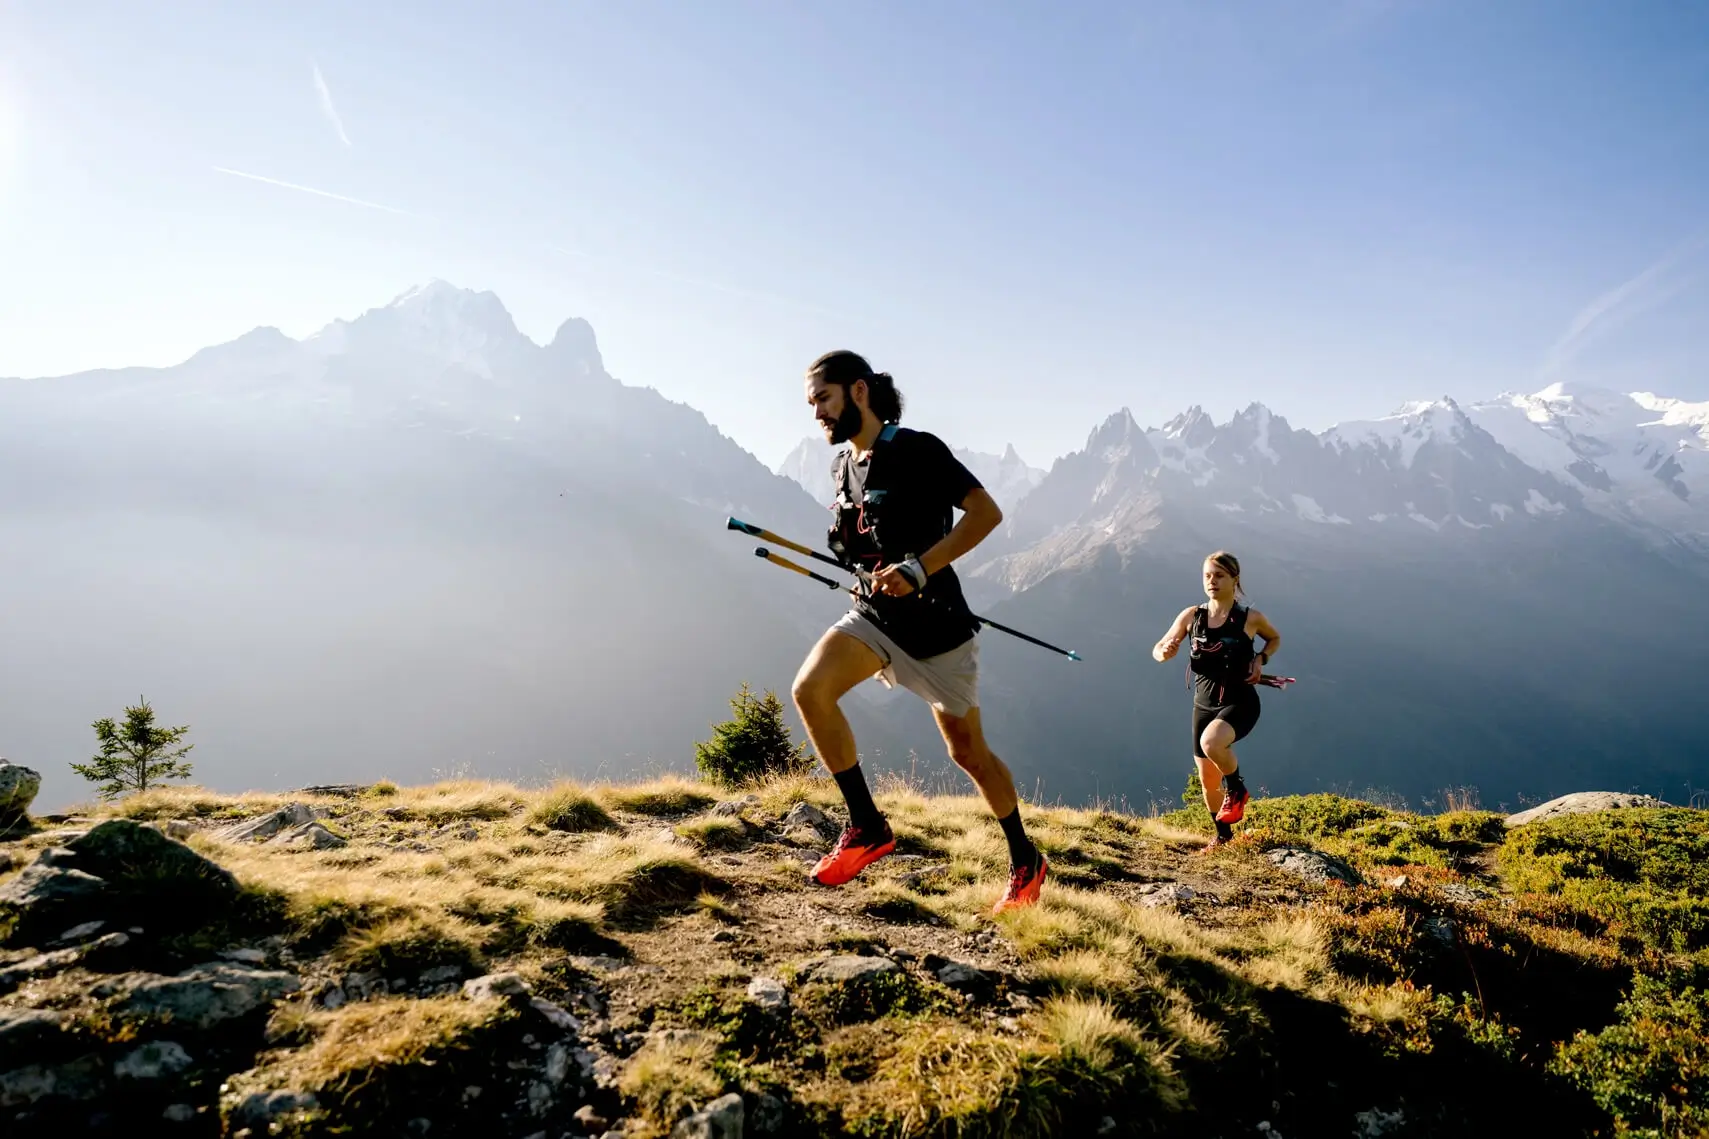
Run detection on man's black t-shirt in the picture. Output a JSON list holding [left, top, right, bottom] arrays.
[[831, 428, 984, 661]]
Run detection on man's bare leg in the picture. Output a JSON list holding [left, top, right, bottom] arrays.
[[791, 628, 895, 885], [932, 705, 1047, 910]]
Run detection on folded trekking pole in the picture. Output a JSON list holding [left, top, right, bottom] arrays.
[[728, 517, 1082, 662]]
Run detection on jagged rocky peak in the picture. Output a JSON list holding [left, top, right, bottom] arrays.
[[1160, 405, 1217, 448]]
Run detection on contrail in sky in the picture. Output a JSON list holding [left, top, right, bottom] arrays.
[[213, 167, 417, 216], [1543, 228, 1709, 375], [312, 63, 353, 148]]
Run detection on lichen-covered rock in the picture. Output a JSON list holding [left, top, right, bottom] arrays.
[[109, 962, 301, 1030], [214, 802, 328, 843], [268, 821, 347, 850], [674, 1091, 745, 1139], [782, 802, 837, 840], [745, 975, 789, 1013], [0, 758, 42, 832], [113, 1040, 193, 1080], [798, 955, 899, 985], [1266, 846, 1362, 886], [1503, 791, 1673, 828]]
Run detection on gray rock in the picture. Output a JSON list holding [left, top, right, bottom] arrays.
[[1353, 1107, 1408, 1137], [750, 1092, 786, 1135], [746, 975, 789, 1012], [1437, 883, 1483, 907], [215, 802, 327, 843], [0, 758, 42, 831], [269, 821, 347, 850], [463, 972, 531, 1002], [1421, 916, 1456, 949], [0, 1008, 66, 1066], [162, 1103, 197, 1122], [419, 964, 466, 986], [529, 996, 583, 1033], [928, 957, 990, 990], [782, 802, 837, 839], [1265, 846, 1362, 886], [711, 801, 746, 818], [799, 954, 899, 985], [575, 1104, 611, 1132], [1504, 791, 1673, 828], [0, 863, 109, 912], [146, 819, 196, 841], [0, 1053, 104, 1108], [229, 1089, 319, 1125], [1139, 883, 1198, 908], [0, 932, 131, 993], [112, 962, 301, 1029], [674, 1091, 745, 1139], [114, 1040, 193, 1080], [54, 920, 108, 944], [294, 784, 369, 798]]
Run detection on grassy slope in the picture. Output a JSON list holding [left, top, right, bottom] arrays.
[[3, 776, 1705, 1139]]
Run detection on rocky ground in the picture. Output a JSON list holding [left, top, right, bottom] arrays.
[[1, 767, 1703, 1138]]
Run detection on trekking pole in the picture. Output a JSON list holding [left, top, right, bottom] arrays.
[[729, 516, 1082, 662], [754, 547, 848, 592], [1257, 674, 1296, 689]]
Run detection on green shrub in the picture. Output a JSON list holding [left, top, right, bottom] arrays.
[[1499, 809, 1709, 952], [1552, 970, 1709, 1138], [694, 682, 814, 788]]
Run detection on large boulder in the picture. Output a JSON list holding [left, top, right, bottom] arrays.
[[0, 818, 242, 943], [1503, 791, 1674, 828], [0, 757, 42, 832]]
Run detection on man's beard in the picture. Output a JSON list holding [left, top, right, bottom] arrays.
[[823, 400, 863, 445]]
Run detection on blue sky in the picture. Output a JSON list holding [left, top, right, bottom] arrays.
[[2, 0, 1706, 470]]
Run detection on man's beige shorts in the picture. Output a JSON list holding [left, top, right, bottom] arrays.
[[831, 609, 980, 719]]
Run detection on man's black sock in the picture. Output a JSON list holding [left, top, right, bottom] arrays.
[[833, 764, 884, 832], [997, 806, 1040, 869]]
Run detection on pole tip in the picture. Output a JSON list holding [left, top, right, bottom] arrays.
[[754, 547, 769, 557]]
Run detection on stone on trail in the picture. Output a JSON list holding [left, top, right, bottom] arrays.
[[1503, 791, 1673, 828], [782, 802, 837, 839], [746, 975, 789, 1013], [1266, 846, 1362, 886], [673, 1091, 745, 1139], [799, 955, 899, 985]]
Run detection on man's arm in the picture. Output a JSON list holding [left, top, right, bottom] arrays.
[[920, 486, 1002, 576], [872, 486, 1002, 597]]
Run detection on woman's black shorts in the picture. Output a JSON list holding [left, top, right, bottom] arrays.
[[1193, 693, 1261, 758]]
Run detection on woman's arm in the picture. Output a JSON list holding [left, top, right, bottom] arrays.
[[1153, 606, 1196, 663], [1245, 609, 1282, 681]]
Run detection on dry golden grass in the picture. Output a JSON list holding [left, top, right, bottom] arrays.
[[107, 785, 297, 821], [594, 775, 719, 817], [240, 994, 514, 1095], [616, 1031, 724, 1137], [526, 781, 619, 833], [383, 779, 529, 823]]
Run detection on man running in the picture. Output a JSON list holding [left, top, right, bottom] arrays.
[[789, 350, 1048, 913], [1152, 551, 1282, 849]]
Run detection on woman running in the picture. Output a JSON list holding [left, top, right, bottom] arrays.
[[1152, 551, 1281, 847]]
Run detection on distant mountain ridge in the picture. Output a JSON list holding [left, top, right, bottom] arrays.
[[4, 280, 1705, 813]]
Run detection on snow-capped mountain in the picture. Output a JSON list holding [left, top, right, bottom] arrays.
[[1464, 382, 1709, 546], [775, 433, 1045, 509]]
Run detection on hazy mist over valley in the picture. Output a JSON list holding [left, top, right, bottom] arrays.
[[5, 282, 1707, 815]]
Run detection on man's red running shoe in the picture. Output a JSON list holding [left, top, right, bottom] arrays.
[[810, 820, 896, 887], [992, 853, 1049, 913]]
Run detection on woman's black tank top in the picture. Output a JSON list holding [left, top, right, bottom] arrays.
[[1188, 603, 1256, 708]]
